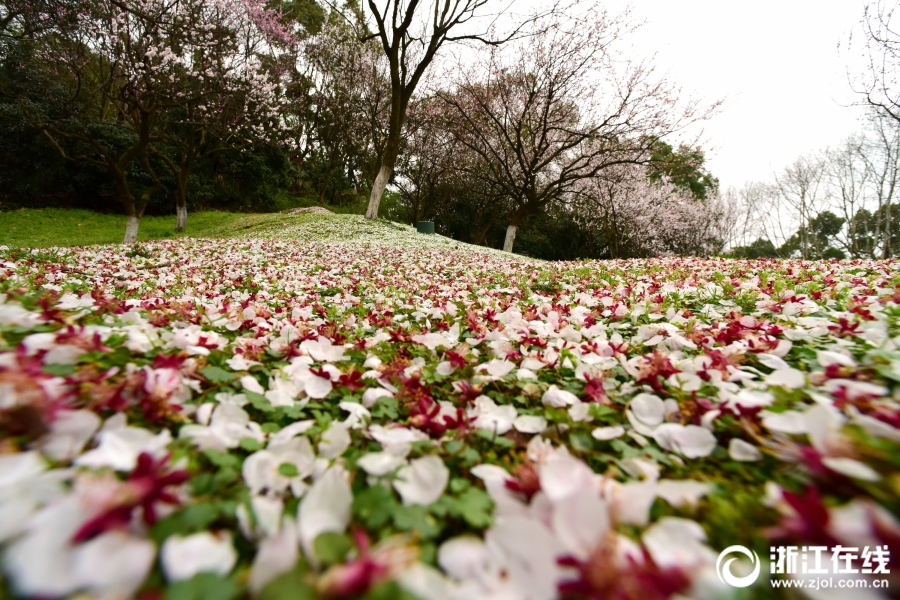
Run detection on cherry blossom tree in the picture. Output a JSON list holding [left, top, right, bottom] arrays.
[[438, 6, 717, 252], [149, 0, 295, 231], [574, 164, 733, 258]]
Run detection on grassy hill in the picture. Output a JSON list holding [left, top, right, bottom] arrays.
[[0, 208, 507, 256]]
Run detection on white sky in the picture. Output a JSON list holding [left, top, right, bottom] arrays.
[[594, 0, 871, 189]]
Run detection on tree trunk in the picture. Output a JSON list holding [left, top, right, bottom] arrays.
[[176, 201, 187, 232], [503, 205, 530, 253], [503, 225, 518, 253], [124, 214, 141, 244], [366, 162, 392, 220]]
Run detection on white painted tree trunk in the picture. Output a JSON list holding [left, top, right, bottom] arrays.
[[503, 224, 518, 253], [176, 203, 187, 232], [123, 215, 140, 244], [365, 163, 392, 220]]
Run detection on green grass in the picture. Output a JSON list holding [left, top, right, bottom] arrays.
[[0, 208, 510, 257], [0, 208, 270, 248]]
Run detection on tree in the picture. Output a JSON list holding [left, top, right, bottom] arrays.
[[646, 140, 718, 201], [438, 7, 714, 252], [14, 0, 291, 242], [852, 1, 900, 124], [327, 0, 563, 221], [772, 155, 829, 259]]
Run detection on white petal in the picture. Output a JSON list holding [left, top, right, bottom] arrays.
[[318, 423, 351, 459], [513, 415, 548, 434], [760, 410, 808, 434], [249, 517, 299, 594], [297, 467, 352, 557], [267, 420, 315, 448], [74, 531, 155, 597], [161, 532, 237, 582], [551, 487, 609, 561], [728, 438, 762, 462], [765, 368, 806, 389], [821, 457, 881, 481], [393, 456, 449, 506], [361, 387, 393, 408], [41, 410, 101, 461], [757, 353, 790, 370], [642, 517, 710, 569], [437, 536, 490, 581], [591, 425, 625, 440], [655, 480, 710, 506], [630, 394, 666, 427], [653, 424, 717, 459], [541, 385, 579, 407], [304, 375, 333, 399], [539, 455, 596, 502], [240, 375, 265, 394]]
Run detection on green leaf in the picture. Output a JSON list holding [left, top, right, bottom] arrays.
[[449, 478, 471, 494], [362, 580, 421, 600], [450, 487, 494, 529], [353, 485, 398, 529], [257, 563, 314, 600], [475, 429, 514, 448], [246, 391, 275, 413], [239, 437, 264, 452], [278, 462, 299, 477], [199, 366, 236, 383], [313, 532, 353, 566], [42, 363, 75, 376], [202, 449, 240, 470], [393, 504, 442, 540], [569, 433, 593, 452], [166, 573, 242, 600]]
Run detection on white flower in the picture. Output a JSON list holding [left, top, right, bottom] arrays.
[[161, 531, 237, 582], [394, 456, 449, 506]]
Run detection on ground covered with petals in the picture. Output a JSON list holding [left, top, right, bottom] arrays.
[[1, 236, 900, 600]]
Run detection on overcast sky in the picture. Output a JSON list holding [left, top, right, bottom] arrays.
[[591, 0, 870, 189]]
